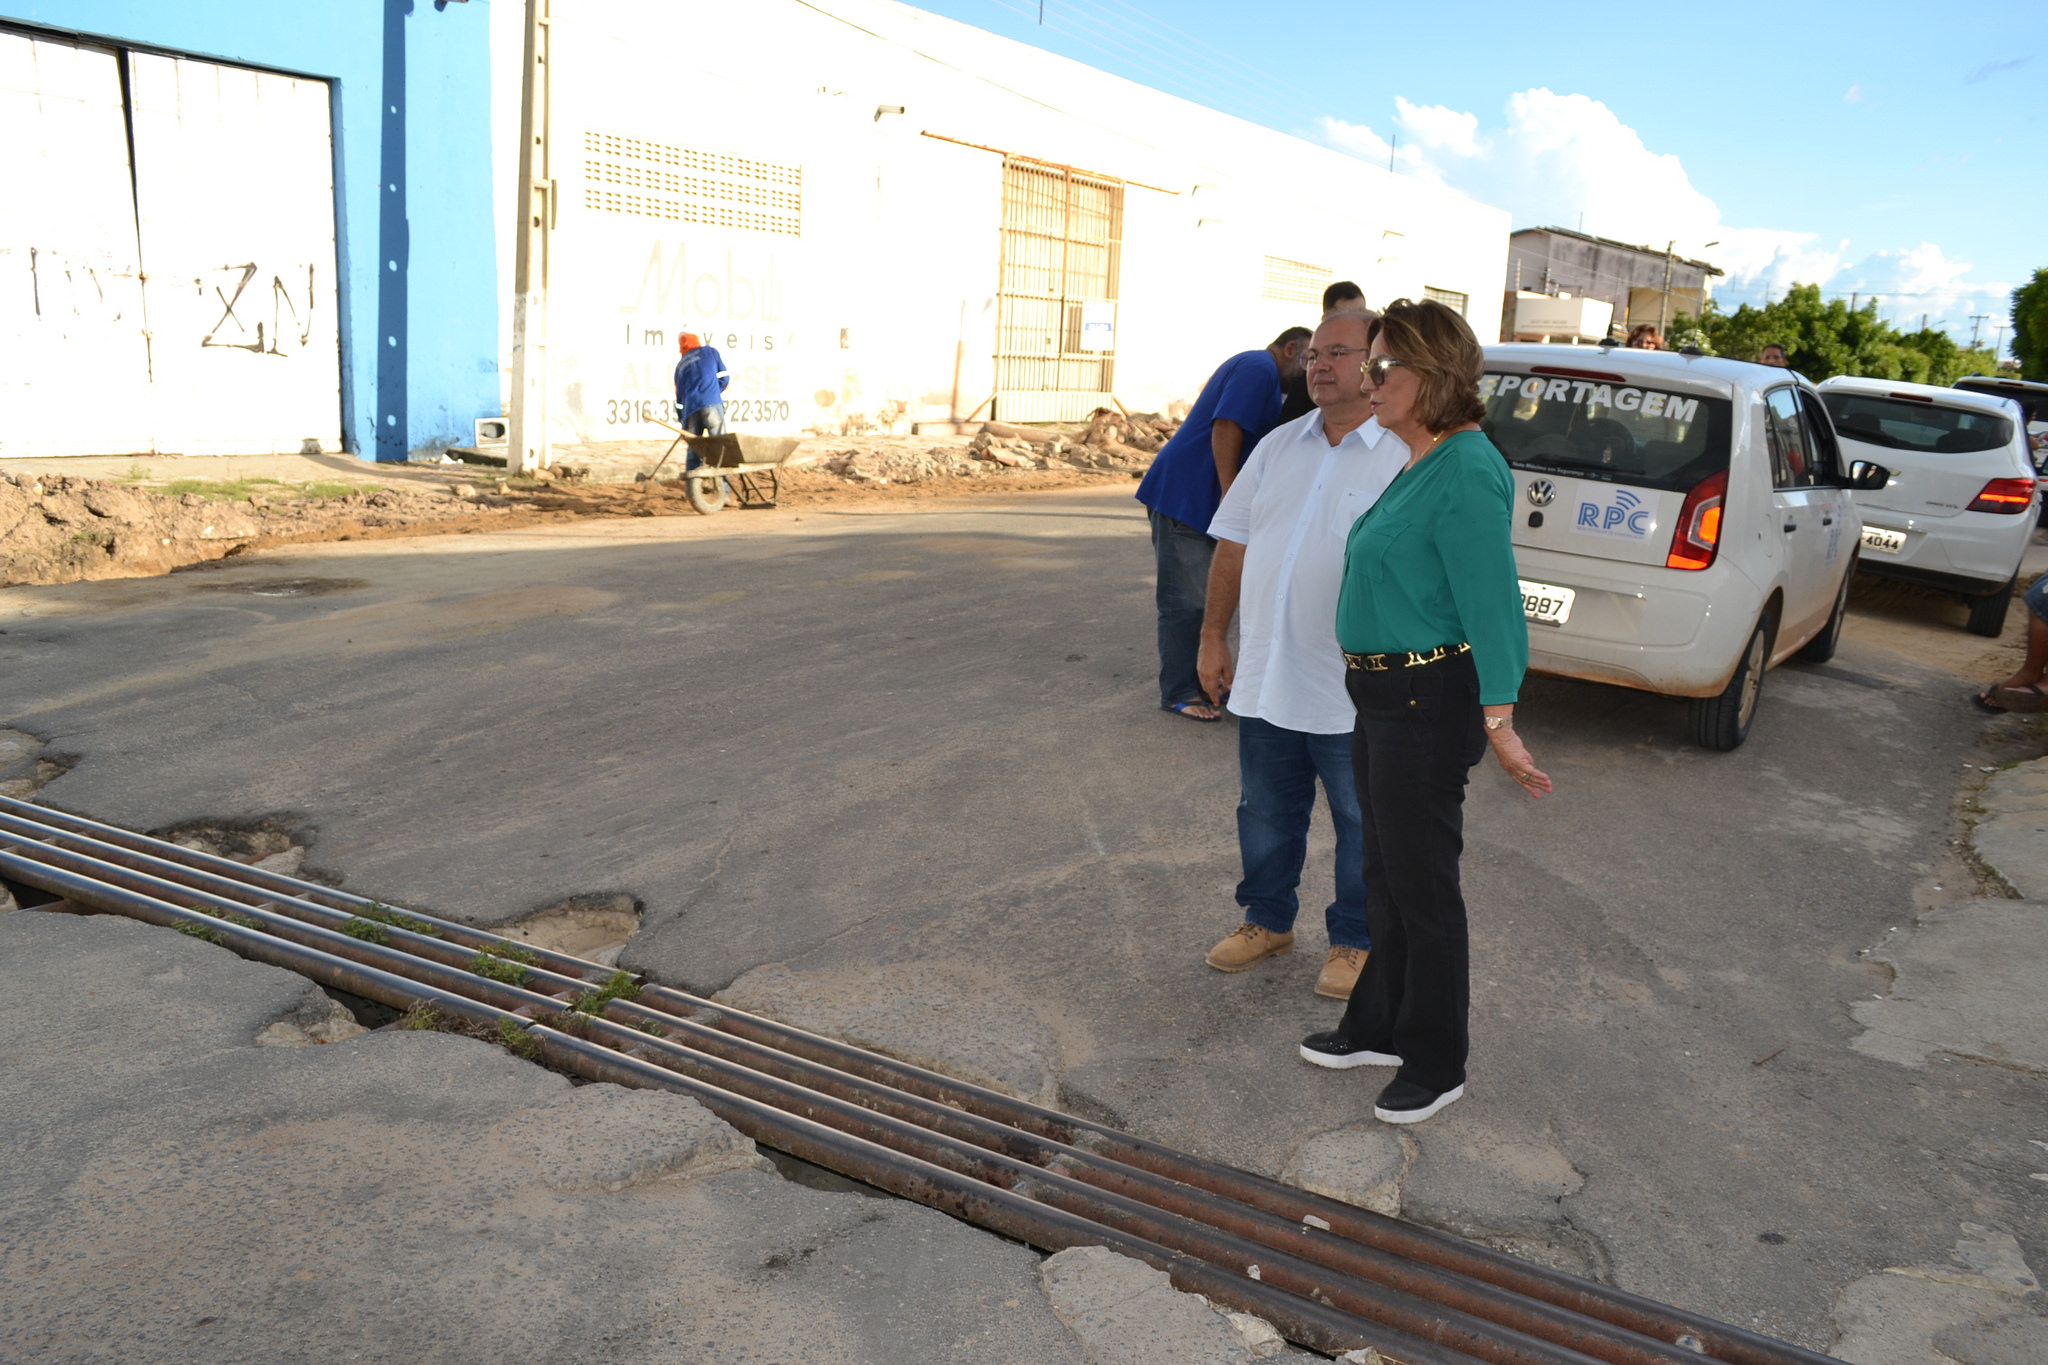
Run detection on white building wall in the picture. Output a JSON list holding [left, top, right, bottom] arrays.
[[492, 0, 1510, 441]]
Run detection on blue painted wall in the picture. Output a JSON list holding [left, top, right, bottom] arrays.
[[2, 0, 498, 460]]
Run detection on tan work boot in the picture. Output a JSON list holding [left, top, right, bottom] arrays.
[[1206, 922, 1294, 972], [1315, 946, 1369, 1000]]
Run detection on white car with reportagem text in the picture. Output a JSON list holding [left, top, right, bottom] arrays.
[[1482, 345, 1889, 750]]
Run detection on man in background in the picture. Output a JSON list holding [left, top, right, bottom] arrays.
[[1197, 309, 1406, 999], [1759, 342, 1790, 367], [1279, 282, 1370, 424], [1136, 327, 1308, 721], [674, 333, 731, 469]]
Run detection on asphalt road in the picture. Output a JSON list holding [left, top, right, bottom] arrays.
[[4, 486, 2043, 1353]]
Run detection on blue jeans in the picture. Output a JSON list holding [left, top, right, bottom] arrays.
[[1148, 507, 1215, 708], [680, 402, 726, 471], [1237, 715, 1370, 949]]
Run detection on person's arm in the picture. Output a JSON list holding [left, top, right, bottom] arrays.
[[1198, 539, 1245, 704], [1211, 419, 1245, 494], [1432, 453, 1551, 797]]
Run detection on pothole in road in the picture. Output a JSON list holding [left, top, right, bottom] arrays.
[[154, 817, 320, 879], [0, 729, 75, 800], [197, 577, 368, 598], [495, 892, 643, 967]]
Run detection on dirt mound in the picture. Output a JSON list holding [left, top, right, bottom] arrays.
[[1, 472, 501, 587]]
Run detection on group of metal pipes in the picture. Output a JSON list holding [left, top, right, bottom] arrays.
[[0, 792, 1831, 1365]]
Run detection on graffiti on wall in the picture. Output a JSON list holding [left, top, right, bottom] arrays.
[[198, 263, 319, 356]]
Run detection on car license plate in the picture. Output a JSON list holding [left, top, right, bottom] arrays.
[[1520, 579, 1575, 627], [1861, 526, 1905, 555]]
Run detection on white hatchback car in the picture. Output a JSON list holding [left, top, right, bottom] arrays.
[[1482, 345, 1889, 749], [1816, 377, 2040, 635]]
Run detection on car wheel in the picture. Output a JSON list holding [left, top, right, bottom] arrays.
[[1796, 560, 1855, 664], [1692, 613, 1774, 751], [1965, 573, 2016, 638]]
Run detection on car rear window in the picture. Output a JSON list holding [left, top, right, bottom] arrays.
[[1820, 392, 2013, 454], [1480, 372, 1732, 493]]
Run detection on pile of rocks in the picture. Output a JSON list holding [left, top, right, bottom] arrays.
[[816, 446, 989, 485], [966, 408, 1178, 474]]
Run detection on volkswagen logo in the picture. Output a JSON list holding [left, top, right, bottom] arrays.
[[1526, 479, 1556, 508]]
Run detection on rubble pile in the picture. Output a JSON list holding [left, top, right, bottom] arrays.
[[964, 409, 1177, 475], [817, 446, 988, 485]]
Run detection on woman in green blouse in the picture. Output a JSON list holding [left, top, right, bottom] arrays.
[[1298, 298, 1551, 1125]]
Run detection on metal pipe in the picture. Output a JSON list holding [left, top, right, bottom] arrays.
[[533, 1026, 1481, 1365], [588, 995, 1699, 1365], [560, 1009, 1652, 1365], [0, 817, 611, 1000], [0, 842, 568, 1020], [629, 984, 1830, 1365], [0, 796, 601, 977], [0, 849, 507, 1032]]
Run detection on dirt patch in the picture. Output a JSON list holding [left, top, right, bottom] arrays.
[[495, 892, 643, 967], [3, 441, 1150, 588]]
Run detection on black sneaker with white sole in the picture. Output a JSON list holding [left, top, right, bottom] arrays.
[[1298, 1030, 1402, 1070], [1372, 1077, 1464, 1124]]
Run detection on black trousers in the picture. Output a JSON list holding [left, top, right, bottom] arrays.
[[1335, 652, 1488, 1094]]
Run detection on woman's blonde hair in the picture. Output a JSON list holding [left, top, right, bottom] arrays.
[[1377, 298, 1485, 433]]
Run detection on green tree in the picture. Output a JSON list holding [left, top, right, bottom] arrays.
[[1678, 285, 2005, 385], [2012, 268, 2048, 381]]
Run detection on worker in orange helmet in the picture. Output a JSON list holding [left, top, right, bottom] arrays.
[[673, 332, 731, 470]]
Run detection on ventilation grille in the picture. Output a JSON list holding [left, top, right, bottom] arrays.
[[1261, 255, 1331, 306], [582, 130, 801, 237]]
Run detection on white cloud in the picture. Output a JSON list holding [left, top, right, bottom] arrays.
[[1392, 97, 1480, 158], [1320, 88, 2014, 345], [1844, 84, 1863, 103]]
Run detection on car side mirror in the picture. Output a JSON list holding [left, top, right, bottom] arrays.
[[1846, 460, 1890, 491]]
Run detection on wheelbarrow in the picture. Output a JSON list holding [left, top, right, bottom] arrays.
[[644, 426, 805, 514]]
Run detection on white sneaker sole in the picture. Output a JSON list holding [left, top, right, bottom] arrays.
[[1298, 1045, 1403, 1071], [1374, 1084, 1465, 1124]]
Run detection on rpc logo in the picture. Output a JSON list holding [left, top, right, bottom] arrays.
[[1574, 488, 1655, 540]]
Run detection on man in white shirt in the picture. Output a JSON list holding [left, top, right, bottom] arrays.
[[1196, 311, 1409, 1000]]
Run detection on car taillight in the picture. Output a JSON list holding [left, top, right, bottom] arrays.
[[1966, 478, 2035, 513], [1666, 469, 1727, 570]]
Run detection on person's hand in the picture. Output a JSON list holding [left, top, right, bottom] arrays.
[[1488, 726, 1552, 798], [1198, 636, 1234, 705]]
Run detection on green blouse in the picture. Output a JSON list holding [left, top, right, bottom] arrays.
[[1335, 429, 1528, 705]]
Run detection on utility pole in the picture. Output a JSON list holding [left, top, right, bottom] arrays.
[[1969, 314, 1989, 349], [1656, 240, 1675, 339], [1991, 324, 2007, 359], [507, 0, 553, 476]]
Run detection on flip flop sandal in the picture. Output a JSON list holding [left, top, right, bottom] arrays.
[[1974, 687, 2009, 713], [1993, 682, 2048, 713], [1162, 700, 1222, 722]]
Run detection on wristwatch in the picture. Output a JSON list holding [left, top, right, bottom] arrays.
[[1483, 715, 1513, 732]]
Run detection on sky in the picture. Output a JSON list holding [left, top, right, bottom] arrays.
[[908, 0, 2045, 355]]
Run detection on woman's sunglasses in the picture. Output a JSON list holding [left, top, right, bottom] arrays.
[[1364, 357, 1407, 387]]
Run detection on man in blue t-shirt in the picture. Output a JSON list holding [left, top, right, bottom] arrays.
[[1135, 327, 1309, 720]]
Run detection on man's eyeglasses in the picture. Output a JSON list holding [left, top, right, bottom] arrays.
[[1301, 344, 1367, 367], [1364, 356, 1407, 386]]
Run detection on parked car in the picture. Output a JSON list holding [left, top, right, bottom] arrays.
[[1816, 377, 2039, 635], [1952, 375, 2048, 524], [1482, 344, 1888, 750]]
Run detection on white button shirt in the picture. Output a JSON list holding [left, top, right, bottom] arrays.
[[1206, 411, 1408, 734]]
